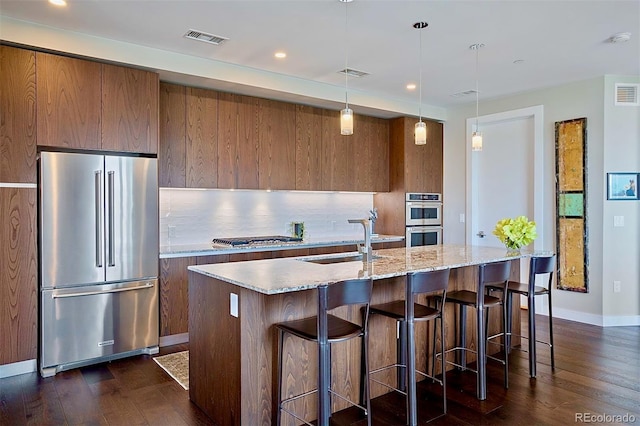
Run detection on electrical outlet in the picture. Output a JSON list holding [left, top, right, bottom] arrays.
[[459, 213, 465, 223], [613, 281, 621, 293], [614, 216, 624, 227], [168, 225, 176, 238]]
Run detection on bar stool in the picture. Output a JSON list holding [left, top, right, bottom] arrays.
[[440, 261, 511, 400], [365, 268, 450, 426], [486, 255, 556, 378], [275, 278, 373, 426]]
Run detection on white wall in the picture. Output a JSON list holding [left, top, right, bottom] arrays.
[[602, 76, 640, 325], [444, 75, 640, 326], [159, 189, 374, 247]]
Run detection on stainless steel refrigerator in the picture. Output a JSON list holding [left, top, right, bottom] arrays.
[[39, 151, 159, 377]]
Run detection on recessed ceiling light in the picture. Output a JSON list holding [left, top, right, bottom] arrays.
[[274, 52, 286, 59], [608, 32, 632, 43], [49, 0, 66, 6], [406, 84, 416, 90]]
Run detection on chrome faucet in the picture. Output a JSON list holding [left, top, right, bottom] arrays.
[[348, 218, 371, 262]]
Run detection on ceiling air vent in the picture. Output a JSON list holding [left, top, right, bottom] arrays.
[[615, 83, 639, 106], [338, 68, 369, 78], [451, 90, 477, 98], [184, 29, 228, 45]]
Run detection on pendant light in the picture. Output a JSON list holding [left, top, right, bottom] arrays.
[[414, 22, 428, 145], [340, 0, 354, 136], [470, 43, 485, 151]]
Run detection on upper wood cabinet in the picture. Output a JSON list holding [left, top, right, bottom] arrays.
[[186, 87, 218, 188], [389, 116, 443, 194], [36, 51, 102, 150], [36, 51, 158, 154], [159, 82, 390, 192], [295, 105, 323, 191], [321, 109, 353, 191], [217, 92, 260, 189], [102, 63, 159, 154], [159, 82, 186, 187], [258, 98, 296, 190], [0, 46, 37, 183]]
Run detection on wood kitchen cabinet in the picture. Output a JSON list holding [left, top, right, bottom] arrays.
[[374, 116, 443, 236], [0, 187, 38, 365], [1, 46, 37, 184], [186, 87, 218, 188], [102, 63, 159, 154], [159, 82, 187, 187], [353, 114, 389, 192], [36, 51, 102, 150], [37, 51, 158, 153], [217, 92, 260, 189], [258, 98, 296, 190], [321, 109, 353, 191], [295, 105, 323, 191]]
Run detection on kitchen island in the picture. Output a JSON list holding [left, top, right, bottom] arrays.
[[188, 244, 544, 425]]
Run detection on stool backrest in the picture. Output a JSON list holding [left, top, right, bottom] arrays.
[[478, 261, 511, 308], [529, 255, 556, 290], [406, 268, 450, 319], [324, 278, 374, 311]]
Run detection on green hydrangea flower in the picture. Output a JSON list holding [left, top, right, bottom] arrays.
[[492, 216, 537, 249]]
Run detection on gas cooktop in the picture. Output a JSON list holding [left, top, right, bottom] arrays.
[[212, 235, 303, 246]]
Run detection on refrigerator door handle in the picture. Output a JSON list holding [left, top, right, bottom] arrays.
[[107, 171, 115, 267], [51, 282, 155, 299], [95, 170, 103, 268]]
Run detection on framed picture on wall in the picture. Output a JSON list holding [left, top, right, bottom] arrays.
[[607, 172, 639, 200]]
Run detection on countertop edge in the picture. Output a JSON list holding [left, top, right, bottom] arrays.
[[160, 234, 405, 259]]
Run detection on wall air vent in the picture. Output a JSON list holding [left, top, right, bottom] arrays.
[[451, 89, 477, 98], [184, 29, 229, 45], [338, 68, 369, 78], [615, 83, 639, 106]]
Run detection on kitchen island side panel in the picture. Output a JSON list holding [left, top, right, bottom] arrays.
[[188, 271, 241, 426]]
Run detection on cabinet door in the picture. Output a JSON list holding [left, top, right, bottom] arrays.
[[36, 52, 101, 149], [159, 82, 186, 187], [321, 109, 353, 191], [258, 98, 296, 190], [404, 118, 443, 193], [295, 105, 323, 191], [353, 115, 389, 192], [159, 257, 194, 336], [0, 187, 37, 364], [218, 93, 259, 189], [186, 87, 218, 188], [0, 46, 36, 184], [102, 63, 159, 154]]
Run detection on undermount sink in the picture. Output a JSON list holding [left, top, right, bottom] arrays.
[[299, 254, 382, 265]]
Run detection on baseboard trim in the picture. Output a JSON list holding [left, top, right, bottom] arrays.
[[0, 359, 37, 378], [159, 333, 189, 347], [602, 315, 640, 327]]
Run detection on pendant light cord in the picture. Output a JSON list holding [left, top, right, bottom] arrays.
[[418, 25, 423, 122], [344, 1, 349, 108], [475, 45, 479, 130]]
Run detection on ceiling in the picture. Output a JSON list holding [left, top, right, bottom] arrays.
[[1, 0, 639, 117]]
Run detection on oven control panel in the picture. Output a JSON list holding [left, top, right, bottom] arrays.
[[406, 193, 441, 202]]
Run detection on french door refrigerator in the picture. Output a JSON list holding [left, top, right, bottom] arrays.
[[39, 151, 159, 377]]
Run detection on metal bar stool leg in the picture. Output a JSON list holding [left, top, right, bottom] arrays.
[[276, 328, 284, 426], [548, 288, 555, 371], [528, 292, 537, 378]]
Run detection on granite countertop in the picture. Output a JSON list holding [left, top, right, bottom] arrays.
[[188, 244, 554, 295], [160, 234, 405, 258]]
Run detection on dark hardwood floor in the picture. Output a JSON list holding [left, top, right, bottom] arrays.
[[1, 316, 639, 425]]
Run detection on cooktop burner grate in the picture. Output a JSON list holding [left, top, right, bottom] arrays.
[[212, 235, 303, 246]]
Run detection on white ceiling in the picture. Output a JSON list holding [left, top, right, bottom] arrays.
[[1, 0, 639, 117]]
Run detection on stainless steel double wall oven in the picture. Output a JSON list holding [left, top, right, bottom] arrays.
[[405, 193, 442, 247]]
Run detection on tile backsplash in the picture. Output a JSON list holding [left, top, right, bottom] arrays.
[[159, 189, 374, 246]]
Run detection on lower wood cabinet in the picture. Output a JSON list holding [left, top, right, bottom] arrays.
[[0, 187, 38, 365], [158, 245, 360, 339]]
